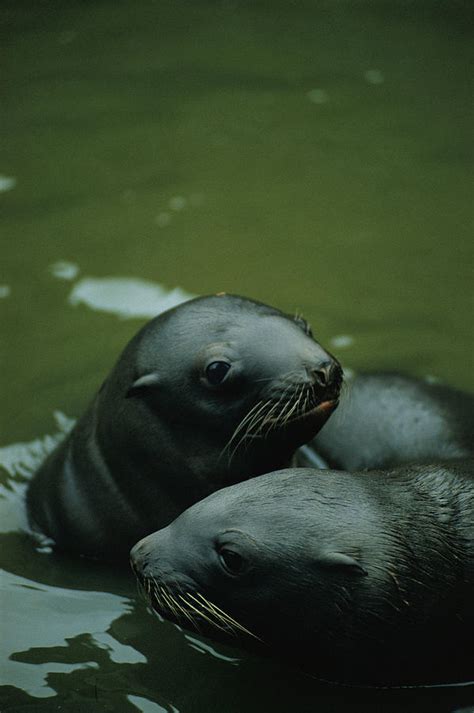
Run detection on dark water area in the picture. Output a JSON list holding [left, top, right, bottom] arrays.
[[1, 1, 473, 711]]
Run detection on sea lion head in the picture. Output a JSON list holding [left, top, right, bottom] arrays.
[[98, 295, 342, 504], [130, 468, 369, 653]]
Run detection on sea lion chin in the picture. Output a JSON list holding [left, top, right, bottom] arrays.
[[27, 294, 342, 560]]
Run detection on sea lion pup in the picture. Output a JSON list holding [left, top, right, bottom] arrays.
[[27, 294, 342, 560], [305, 373, 474, 470], [130, 464, 474, 687]]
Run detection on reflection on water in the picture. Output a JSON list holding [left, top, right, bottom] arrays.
[[1, 0, 473, 710], [68, 276, 193, 319], [1, 571, 141, 699]]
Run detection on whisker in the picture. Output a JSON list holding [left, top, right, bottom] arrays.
[[220, 365, 329, 463], [166, 579, 205, 629], [141, 576, 264, 644], [184, 592, 243, 638], [160, 586, 183, 620], [166, 589, 199, 627], [283, 383, 307, 424], [259, 381, 298, 437], [221, 400, 266, 456], [248, 399, 280, 436], [224, 399, 275, 464], [232, 400, 270, 441], [192, 592, 263, 642], [178, 593, 228, 633], [280, 385, 302, 425]]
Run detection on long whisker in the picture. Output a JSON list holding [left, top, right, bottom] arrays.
[[152, 581, 202, 632], [177, 593, 228, 632], [223, 399, 275, 464], [165, 588, 201, 628], [227, 400, 281, 461], [220, 365, 327, 464], [246, 398, 281, 436], [259, 381, 298, 437], [160, 586, 184, 621], [231, 400, 270, 443], [221, 400, 266, 456], [229, 370, 304, 444], [233, 377, 303, 450], [141, 576, 264, 644], [186, 594, 242, 637], [282, 383, 305, 424], [192, 592, 263, 642], [183, 593, 241, 636]]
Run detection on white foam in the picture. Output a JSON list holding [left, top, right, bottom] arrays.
[[168, 196, 187, 211], [306, 88, 329, 105], [68, 276, 194, 319], [330, 334, 354, 349], [0, 175, 16, 192], [0, 411, 75, 534], [364, 69, 384, 85], [49, 261, 80, 281]]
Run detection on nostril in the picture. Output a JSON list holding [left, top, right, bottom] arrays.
[[312, 361, 334, 388]]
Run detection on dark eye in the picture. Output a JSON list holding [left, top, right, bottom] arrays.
[[206, 361, 231, 385], [219, 548, 245, 575]]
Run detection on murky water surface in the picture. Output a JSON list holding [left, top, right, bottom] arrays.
[[1, 1, 473, 711]]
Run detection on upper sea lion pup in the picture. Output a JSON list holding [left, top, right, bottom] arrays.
[[27, 294, 342, 559]]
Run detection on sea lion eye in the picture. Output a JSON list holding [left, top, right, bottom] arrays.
[[219, 548, 245, 575], [206, 361, 231, 385]]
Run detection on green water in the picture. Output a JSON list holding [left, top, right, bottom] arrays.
[[1, 1, 473, 711]]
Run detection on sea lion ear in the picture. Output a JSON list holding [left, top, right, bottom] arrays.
[[292, 315, 313, 337], [126, 373, 161, 398], [318, 551, 368, 577]]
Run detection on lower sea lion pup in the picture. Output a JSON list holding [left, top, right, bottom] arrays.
[[27, 294, 342, 560], [130, 463, 474, 687]]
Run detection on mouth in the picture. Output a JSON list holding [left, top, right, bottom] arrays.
[[310, 397, 339, 416], [285, 396, 339, 425], [222, 384, 341, 462]]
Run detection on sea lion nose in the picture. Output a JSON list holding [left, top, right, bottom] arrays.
[[310, 361, 340, 389], [130, 537, 150, 574]]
